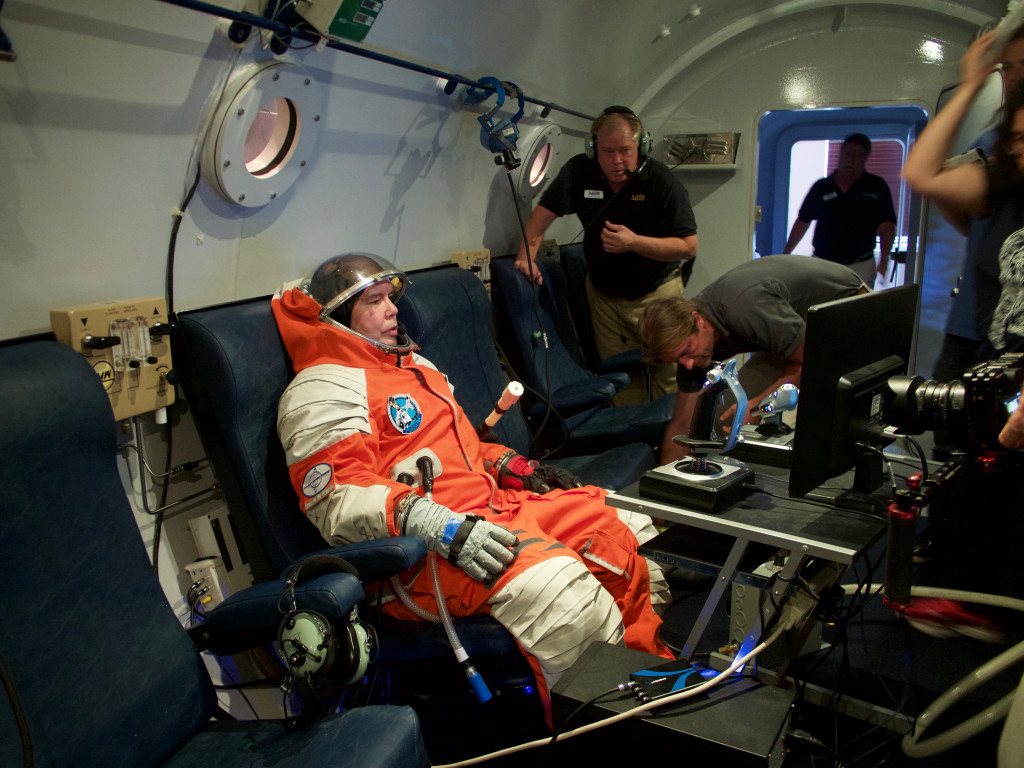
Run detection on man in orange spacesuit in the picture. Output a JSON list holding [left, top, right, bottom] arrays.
[[272, 252, 673, 713]]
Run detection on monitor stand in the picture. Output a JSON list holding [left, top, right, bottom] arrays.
[[800, 447, 886, 515]]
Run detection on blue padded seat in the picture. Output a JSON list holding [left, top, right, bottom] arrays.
[[558, 242, 646, 378], [0, 338, 428, 768], [398, 263, 656, 489], [489, 255, 674, 455]]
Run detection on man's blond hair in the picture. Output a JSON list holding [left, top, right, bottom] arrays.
[[638, 297, 700, 363]]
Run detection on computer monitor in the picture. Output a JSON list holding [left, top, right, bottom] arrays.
[[787, 283, 920, 506]]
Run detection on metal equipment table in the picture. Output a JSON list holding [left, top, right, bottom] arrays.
[[608, 461, 888, 662]]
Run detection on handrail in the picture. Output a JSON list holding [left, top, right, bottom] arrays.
[[155, 0, 595, 122]]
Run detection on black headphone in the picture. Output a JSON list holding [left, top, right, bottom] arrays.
[[585, 105, 651, 161], [278, 554, 372, 688]]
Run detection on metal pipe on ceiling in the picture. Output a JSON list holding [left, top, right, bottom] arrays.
[[155, 0, 595, 122]]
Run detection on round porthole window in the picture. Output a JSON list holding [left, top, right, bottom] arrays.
[[512, 123, 561, 202], [245, 96, 300, 178], [202, 59, 324, 207]]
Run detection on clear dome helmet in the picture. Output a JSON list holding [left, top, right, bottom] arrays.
[[306, 252, 415, 354]]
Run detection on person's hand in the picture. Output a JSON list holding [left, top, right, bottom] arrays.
[[514, 256, 544, 285], [961, 30, 999, 92], [717, 401, 762, 433], [496, 453, 583, 493], [999, 404, 1024, 450], [402, 496, 517, 581], [600, 221, 637, 253]]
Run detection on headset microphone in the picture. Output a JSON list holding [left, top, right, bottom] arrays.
[[624, 157, 650, 178]]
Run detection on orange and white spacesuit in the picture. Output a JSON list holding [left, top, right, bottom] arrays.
[[272, 253, 672, 711]]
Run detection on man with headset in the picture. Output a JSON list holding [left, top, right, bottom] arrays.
[[513, 106, 698, 405]]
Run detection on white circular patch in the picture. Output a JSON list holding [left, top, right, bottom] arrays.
[[301, 462, 333, 497]]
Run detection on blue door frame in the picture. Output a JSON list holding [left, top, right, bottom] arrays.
[[755, 105, 929, 258]]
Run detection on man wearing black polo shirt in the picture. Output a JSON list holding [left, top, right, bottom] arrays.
[[783, 133, 896, 285], [514, 106, 698, 405]]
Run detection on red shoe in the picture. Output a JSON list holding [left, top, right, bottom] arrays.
[[902, 598, 1005, 644]]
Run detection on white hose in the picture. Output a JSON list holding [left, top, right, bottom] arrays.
[[387, 474, 468, 662], [429, 551, 469, 663], [384, 557, 468, 665], [840, 583, 1024, 758], [388, 573, 441, 623]]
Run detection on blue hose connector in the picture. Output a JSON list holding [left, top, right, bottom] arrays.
[[464, 662, 492, 703]]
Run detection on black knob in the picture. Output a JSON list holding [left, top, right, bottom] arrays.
[[149, 322, 175, 339], [82, 335, 121, 350]]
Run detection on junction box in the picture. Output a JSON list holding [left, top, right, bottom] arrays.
[[50, 297, 175, 420], [184, 556, 230, 611], [451, 248, 491, 287]]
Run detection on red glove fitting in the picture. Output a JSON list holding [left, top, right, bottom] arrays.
[[498, 454, 535, 492]]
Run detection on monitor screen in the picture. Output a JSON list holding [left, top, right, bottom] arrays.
[[788, 284, 920, 502]]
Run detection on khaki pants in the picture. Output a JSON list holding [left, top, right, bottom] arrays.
[[586, 274, 684, 406]]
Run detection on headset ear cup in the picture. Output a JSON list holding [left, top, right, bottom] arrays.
[[280, 554, 368, 685], [330, 621, 372, 685], [639, 130, 651, 159], [279, 610, 335, 678]]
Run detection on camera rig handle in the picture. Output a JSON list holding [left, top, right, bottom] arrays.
[[883, 452, 969, 612]]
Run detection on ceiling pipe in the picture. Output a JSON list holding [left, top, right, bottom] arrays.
[[155, 0, 595, 122]]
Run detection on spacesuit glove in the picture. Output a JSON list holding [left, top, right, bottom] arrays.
[[401, 496, 518, 582], [496, 452, 583, 493]]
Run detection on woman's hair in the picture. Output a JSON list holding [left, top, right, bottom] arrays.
[[638, 297, 699, 362], [991, 78, 1024, 197]]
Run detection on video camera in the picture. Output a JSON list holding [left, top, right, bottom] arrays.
[[881, 353, 1023, 613], [884, 352, 1023, 456]]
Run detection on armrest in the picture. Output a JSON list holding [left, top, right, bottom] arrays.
[[189, 571, 363, 655], [595, 349, 643, 377], [529, 375, 630, 415], [281, 535, 428, 582]]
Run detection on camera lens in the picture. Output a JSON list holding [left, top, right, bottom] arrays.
[[913, 380, 966, 429], [884, 376, 966, 433]]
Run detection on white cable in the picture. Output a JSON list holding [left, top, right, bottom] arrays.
[[839, 583, 1024, 758], [431, 623, 788, 768]]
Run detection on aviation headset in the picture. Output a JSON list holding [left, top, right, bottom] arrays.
[[585, 105, 651, 161], [464, 76, 526, 153], [278, 554, 372, 686]]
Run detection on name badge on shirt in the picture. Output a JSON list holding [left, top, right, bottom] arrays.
[[822, 192, 838, 201], [585, 189, 604, 199]]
